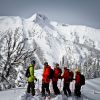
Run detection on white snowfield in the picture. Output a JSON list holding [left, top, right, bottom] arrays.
[[0, 69, 100, 100]]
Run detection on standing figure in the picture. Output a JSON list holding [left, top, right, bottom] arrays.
[[74, 69, 81, 97], [26, 60, 37, 96], [62, 67, 71, 96], [52, 63, 62, 95], [41, 62, 51, 96]]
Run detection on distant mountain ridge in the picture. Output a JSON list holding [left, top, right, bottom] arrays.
[[0, 13, 100, 78]]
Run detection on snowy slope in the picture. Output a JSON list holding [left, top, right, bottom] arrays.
[[22, 13, 100, 67], [0, 13, 100, 67], [0, 16, 23, 32], [0, 13, 100, 78], [0, 69, 100, 100]]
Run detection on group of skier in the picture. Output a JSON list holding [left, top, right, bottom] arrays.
[[26, 60, 85, 98]]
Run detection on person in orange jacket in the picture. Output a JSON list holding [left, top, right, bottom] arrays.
[[52, 63, 62, 95], [62, 67, 71, 96], [41, 62, 51, 96], [74, 70, 81, 97]]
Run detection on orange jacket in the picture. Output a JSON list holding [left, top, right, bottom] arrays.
[[42, 65, 51, 83]]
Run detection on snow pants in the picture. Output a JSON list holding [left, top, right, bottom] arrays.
[[27, 82, 35, 96], [74, 84, 81, 97], [41, 82, 50, 96], [52, 81, 60, 95], [63, 82, 71, 96]]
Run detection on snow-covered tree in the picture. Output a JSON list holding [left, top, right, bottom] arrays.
[[0, 28, 36, 90]]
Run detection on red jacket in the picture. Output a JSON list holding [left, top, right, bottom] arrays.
[[62, 68, 70, 83], [75, 72, 81, 85], [52, 67, 61, 82], [42, 65, 51, 83]]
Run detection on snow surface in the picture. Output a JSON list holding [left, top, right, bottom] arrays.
[[0, 69, 100, 100]]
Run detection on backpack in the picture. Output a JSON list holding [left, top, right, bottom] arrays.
[[49, 68, 54, 79], [80, 74, 85, 85], [58, 68, 62, 75], [25, 67, 30, 78], [69, 71, 74, 82], [58, 68, 62, 78]]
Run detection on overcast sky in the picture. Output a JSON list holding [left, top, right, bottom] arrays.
[[0, 0, 100, 29]]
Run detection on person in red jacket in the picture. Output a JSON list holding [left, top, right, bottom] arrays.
[[62, 67, 71, 96], [74, 70, 81, 97], [52, 63, 62, 95], [41, 62, 51, 96]]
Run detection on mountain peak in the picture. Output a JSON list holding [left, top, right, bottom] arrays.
[[28, 13, 49, 23]]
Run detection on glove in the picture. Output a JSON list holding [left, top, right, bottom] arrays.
[[58, 75, 62, 79]]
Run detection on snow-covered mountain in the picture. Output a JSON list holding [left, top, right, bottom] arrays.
[[0, 13, 100, 79]]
